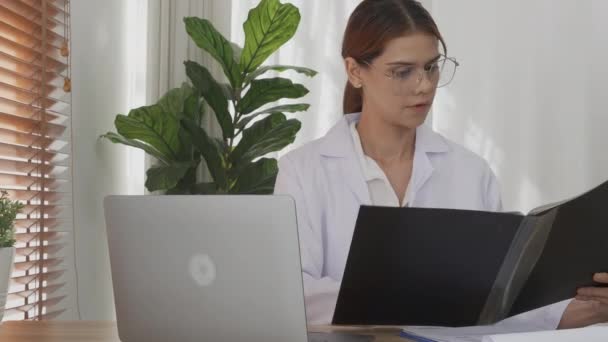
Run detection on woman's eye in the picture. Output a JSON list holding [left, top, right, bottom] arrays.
[[425, 63, 439, 72], [393, 68, 414, 79], [426, 61, 442, 72]]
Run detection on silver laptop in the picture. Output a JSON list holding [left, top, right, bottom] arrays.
[[104, 195, 309, 342], [104, 195, 374, 342]]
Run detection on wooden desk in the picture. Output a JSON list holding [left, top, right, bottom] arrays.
[[0, 321, 410, 341]]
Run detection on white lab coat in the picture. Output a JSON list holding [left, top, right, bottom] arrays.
[[274, 113, 570, 329]]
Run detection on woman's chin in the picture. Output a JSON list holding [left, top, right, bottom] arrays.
[[398, 108, 429, 127]]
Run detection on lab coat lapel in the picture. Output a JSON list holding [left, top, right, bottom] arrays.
[[319, 114, 371, 206]]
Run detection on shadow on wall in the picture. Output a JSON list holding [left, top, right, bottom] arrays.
[[431, 0, 608, 212]]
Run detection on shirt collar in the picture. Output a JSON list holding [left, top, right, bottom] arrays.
[[320, 112, 450, 158]]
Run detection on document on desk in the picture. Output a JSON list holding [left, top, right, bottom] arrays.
[[333, 179, 608, 327], [482, 325, 608, 342], [400, 324, 608, 342]]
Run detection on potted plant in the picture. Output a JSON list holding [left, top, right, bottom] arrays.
[[101, 0, 317, 194], [0, 191, 24, 322]]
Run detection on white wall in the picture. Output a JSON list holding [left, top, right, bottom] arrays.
[[430, 0, 608, 212], [71, 0, 146, 320]]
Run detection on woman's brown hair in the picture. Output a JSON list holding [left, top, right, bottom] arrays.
[[342, 0, 447, 114]]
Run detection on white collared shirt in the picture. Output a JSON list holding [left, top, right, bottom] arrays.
[[349, 120, 413, 207]]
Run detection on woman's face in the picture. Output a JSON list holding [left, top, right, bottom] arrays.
[[347, 32, 441, 129]]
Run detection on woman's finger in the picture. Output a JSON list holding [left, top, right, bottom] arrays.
[[576, 294, 608, 306], [577, 286, 608, 299], [593, 273, 608, 284]]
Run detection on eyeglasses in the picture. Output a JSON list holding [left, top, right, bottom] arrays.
[[363, 55, 459, 94]]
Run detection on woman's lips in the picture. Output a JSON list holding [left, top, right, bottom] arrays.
[[409, 103, 431, 113]]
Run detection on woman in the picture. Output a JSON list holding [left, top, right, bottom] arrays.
[[274, 0, 608, 329]]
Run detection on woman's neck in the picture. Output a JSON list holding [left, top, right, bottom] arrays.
[[356, 110, 416, 164]]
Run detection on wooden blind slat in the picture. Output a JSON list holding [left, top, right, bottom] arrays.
[[0, 106, 70, 125], [19, 204, 65, 215], [0, 96, 69, 122], [8, 0, 68, 26], [0, 19, 64, 51], [0, 172, 64, 186], [0, 112, 67, 138], [0, 82, 70, 110], [0, 3, 66, 37], [5, 296, 66, 314], [0, 127, 55, 149], [14, 232, 65, 245], [18, 0, 69, 19], [0, 159, 67, 176], [15, 218, 64, 230], [0, 35, 66, 69], [0, 142, 67, 164], [7, 283, 64, 301], [0, 63, 65, 86], [7, 192, 64, 206], [0, 68, 66, 97], [0, 7, 66, 46], [9, 269, 64, 287], [13, 257, 62, 272], [0, 50, 66, 75], [0, 142, 66, 164], [15, 243, 62, 257]]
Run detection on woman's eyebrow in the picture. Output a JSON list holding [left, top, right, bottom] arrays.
[[385, 54, 442, 66]]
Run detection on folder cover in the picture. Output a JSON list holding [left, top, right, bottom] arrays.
[[332, 180, 608, 326]]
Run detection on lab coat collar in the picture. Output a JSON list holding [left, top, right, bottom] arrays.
[[319, 112, 450, 205]]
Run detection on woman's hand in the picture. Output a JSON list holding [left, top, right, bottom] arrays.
[[558, 273, 608, 329]]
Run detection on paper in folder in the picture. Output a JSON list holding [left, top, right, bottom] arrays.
[[332, 180, 608, 327]]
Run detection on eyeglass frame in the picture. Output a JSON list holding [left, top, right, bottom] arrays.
[[360, 55, 460, 90]]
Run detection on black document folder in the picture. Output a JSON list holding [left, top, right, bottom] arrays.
[[332, 180, 608, 327]]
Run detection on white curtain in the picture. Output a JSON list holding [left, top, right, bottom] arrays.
[[71, 0, 151, 320], [146, 0, 232, 181], [429, 0, 608, 212]]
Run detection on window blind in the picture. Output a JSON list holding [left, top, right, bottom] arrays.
[[0, 0, 72, 320]]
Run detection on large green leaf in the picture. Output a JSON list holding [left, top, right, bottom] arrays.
[[230, 42, 243, 64], [190, 182, 218, 194], [220, 83, 235, 101], [231, 112, 301, 164], [181, 91, 205, 125], [180, 118, 227, 189], [145, 163, 193, 192], [100, 132, 170, 165], [236, 103, 309, 130], [231, 158, 278, 194], [238, 78, 308, 115], [244, 65, 317, 85], [240, 0, 300, 75], [166, 166, 199, 194], [157, 83, 194, 116], [115, 105, 180, 160], [185, 61, 233, 139], [184, 17, 242, 87]]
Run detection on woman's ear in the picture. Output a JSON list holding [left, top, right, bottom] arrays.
[[344, 57, 363, 89]]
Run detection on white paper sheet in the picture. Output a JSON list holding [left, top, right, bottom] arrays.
[[401, 324, 608, 342]]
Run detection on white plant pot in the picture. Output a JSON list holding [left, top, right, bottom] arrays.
[[0, 247, 15, 323]]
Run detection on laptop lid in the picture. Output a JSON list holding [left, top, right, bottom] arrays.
[[104, 195, 308, 342]]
